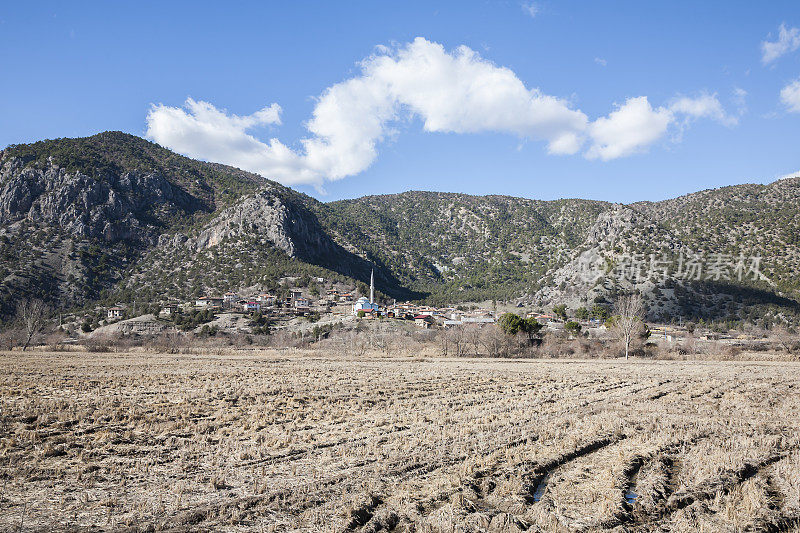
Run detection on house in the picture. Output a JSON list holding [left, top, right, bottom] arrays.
[[390, 303, 419, 319], [289, 289, 304, 301], [314, 299, 331, 312], [340, 292, 354, 302], [325, 289, 340, 301], [294, 297, 310, 308], [257, 293, 276, 306], [160, 303, 179, 317], [354, 308, 377, 319], [242, 301, 262, 313], [414, 315, 435, 329], [196, 296, 223, 308], [107, 307, 124, 320]]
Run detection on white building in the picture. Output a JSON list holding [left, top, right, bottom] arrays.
[[242, 301, 262, 313], [196, 296, 223, 308]]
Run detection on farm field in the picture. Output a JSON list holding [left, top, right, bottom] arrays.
[[1, 351, 799, 532]]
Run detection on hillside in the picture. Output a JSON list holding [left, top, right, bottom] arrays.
[[631, 178, 800, 293], [319, 192, 609, 303], [0, 132, 306, 316], [2, 131, 800, 326]]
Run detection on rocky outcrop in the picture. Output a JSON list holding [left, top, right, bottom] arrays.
[[0, 157, 205, 245], [89, 314, 170, 337], [584, 204, 642, 246], [192, 187, 341, 261], [532, 204, 686, 316]]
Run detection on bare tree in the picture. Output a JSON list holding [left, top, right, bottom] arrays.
[[465, 325, 483, 357], [770, 324, 798, 355], [480, 325, 506, 357], [440, 325, 467, 357], [612, 294, 644, 360], [16, 299, 49, 351]]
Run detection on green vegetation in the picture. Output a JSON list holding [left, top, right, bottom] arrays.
[[591, 304, 610, 321], [172, 309, 216, 331], [248, 312, 271, 335], [499, 313, 543, 344], [565, 321, 582, 335]]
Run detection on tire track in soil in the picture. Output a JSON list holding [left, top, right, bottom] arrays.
[[345, 433, 541, 532], [349, 382, 679, 532], [604, 433, 711, 529], [153, 380, 680, 532], [521, 435, 624, 505], [664, 452, 791, 514], [744, 473, 800, 533], [632, 449, 798, 531]]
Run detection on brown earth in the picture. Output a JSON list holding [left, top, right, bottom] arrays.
[[1, 351, 799, 532]]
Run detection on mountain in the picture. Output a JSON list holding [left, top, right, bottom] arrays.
[[2, 131, 799, 326], [0, 132, 413, 319], [318, 192, 609, 303]]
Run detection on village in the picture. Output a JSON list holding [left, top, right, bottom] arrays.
[[94, 269, 760, 350], [103, 270, 511, 333]]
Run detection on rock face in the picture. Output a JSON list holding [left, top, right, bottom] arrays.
[[532, 204, 685, 315], [193, 187, 339, 261], [0, 157, 205, 245], [0, 143, 375, 317]]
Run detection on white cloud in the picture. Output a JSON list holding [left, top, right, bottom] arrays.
[[586, 97, 672, 160], [147, 38, 587, 187], [586, 93, 733, 160], [146, 38, 733, 185], [669, 92, 738, 126], [522, 2, 538, 18], [146, 98, 323, 185], [781, 79, 800, 112], [594, 57, 607, 67], [761, 23, 800, 64]]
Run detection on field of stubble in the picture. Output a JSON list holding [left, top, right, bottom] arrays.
[[1, 351, 799, 532]]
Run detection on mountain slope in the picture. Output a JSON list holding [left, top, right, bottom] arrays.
[[318, 192, 609, 304], [2, 131, 800, 326], [631, 178, 800, 293], [0, 132, 414, 317], [0, 132, 315, 316]]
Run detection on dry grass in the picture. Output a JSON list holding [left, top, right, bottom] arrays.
[[1, 350, 799, 532]]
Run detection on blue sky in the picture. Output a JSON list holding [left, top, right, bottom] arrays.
[[2, 1, 800, 204]]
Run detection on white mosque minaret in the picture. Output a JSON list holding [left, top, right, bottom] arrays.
[[353, 267, 379, 316]]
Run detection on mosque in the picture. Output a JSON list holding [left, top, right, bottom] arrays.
[[352, 268, 379, 315]]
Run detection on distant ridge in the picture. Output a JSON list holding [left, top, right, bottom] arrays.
[[2, 131, 800, 325]]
